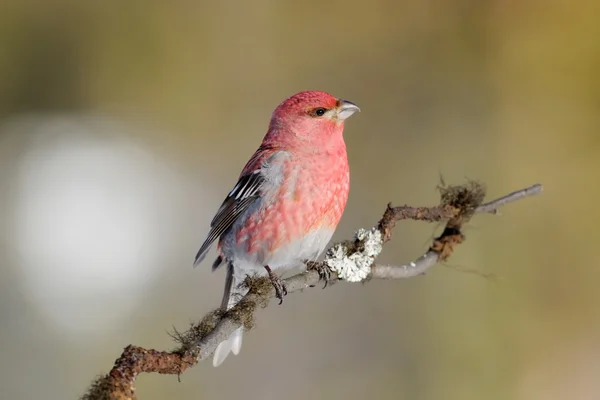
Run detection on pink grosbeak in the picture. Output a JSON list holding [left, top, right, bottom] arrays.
[[194, 90, 360, 366]]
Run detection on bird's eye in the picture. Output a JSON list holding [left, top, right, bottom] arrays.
[[313, 108, 327, 117]]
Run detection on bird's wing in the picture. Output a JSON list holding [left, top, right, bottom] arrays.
[[193, 169, 264, 267]]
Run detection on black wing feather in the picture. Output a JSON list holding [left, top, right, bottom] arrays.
[[193, 170, 263, 267]]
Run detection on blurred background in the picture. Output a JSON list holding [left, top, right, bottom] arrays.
[[0, 1, 599, 399]]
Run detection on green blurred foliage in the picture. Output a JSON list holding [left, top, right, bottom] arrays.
[[1, 1, 599, 399]]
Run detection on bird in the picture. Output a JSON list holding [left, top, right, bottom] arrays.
[[193, 90, 360, 366]]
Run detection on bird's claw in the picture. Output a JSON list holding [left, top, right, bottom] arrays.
[[307, 262, 333, 289], [316, 264, 332, 289], [265, 266, 287, 305]]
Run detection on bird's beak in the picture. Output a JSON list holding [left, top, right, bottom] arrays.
[[336, 99, 360, 121]]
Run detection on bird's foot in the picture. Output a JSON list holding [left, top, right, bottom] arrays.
[[307, 261, 333, 289], [264, 266, 287, 305]]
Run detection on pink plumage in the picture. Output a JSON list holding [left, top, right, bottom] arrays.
[[194, 91, 360, 366]]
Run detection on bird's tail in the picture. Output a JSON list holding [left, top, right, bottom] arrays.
[[212, 263, 247, 367]]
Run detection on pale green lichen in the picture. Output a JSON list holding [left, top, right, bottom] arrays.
[[325, 227, 383, 282]]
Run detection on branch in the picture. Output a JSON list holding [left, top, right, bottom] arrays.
[[81, 182, 542, 400], [475, 183, 542, 214]]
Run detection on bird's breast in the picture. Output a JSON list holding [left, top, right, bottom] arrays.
[[232, 149, 349, 263]]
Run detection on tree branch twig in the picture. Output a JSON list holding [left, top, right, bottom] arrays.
[[81, 182, 542, 400]]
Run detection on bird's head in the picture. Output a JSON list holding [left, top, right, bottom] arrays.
[[266, 91, 360, 147]]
